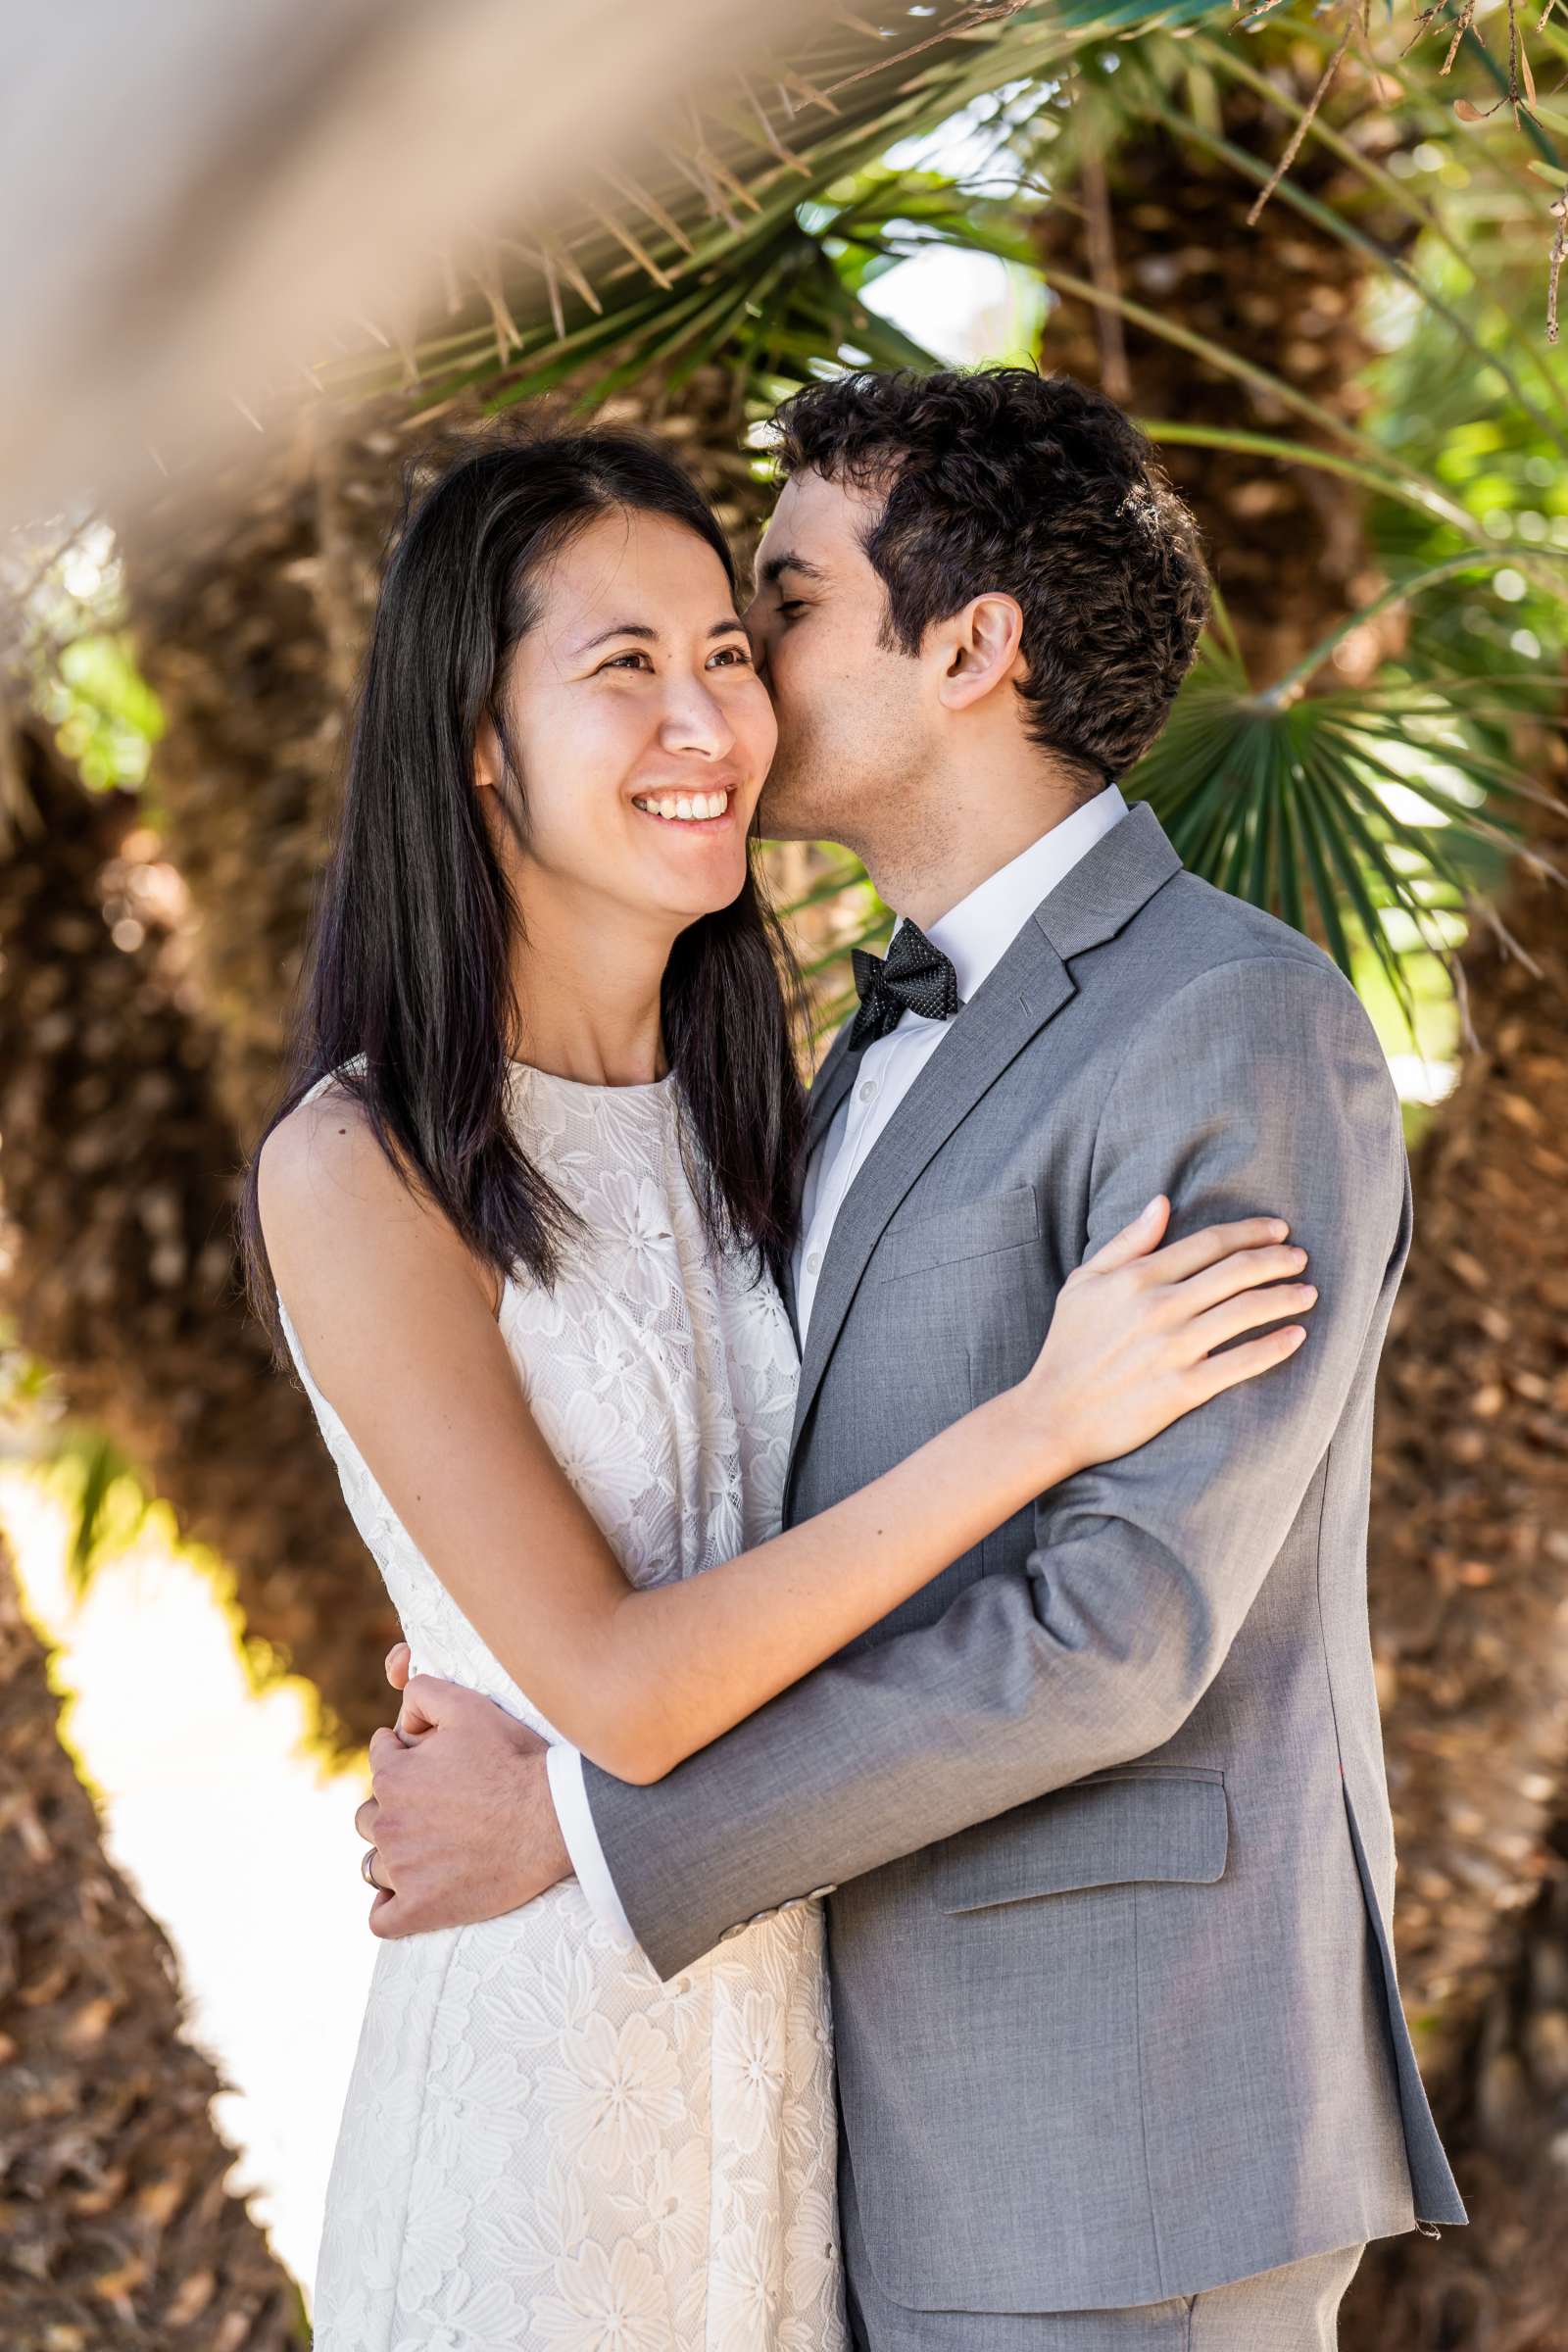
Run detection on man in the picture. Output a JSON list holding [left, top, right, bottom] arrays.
[[360, 367, 1465, 2347]]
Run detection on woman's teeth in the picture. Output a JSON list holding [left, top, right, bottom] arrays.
[[633, 790, 730, 823]]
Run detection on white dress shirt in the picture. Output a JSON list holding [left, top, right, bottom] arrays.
[[547, 786, 1130, 1944]]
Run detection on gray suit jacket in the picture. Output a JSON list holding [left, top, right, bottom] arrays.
[[582, 801, 1466, 2315]]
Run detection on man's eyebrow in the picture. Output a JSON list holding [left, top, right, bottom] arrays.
[[757, 551, 827, 591], [573, 616, 746, 655]]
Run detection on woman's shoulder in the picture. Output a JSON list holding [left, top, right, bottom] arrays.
[[258, 1073, 502, 1317], [260, 1070, 377, 1201], [257, 1081, 405, 1281]]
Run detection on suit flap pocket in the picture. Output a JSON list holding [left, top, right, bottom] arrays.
[[931, 1769, 1229, 1914], [873, 1184, 1039, 1286]]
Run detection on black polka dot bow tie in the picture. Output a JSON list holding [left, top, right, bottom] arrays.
[[848, 919, 961, 1052]]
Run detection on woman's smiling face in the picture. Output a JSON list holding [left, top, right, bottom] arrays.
[[484, 504, 778, 933]]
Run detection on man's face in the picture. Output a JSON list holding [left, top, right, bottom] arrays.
[[745, 468, 930, 850]]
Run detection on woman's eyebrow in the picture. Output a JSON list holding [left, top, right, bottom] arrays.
[[573, 620, 658, 654], [572, 616, 746, 655]]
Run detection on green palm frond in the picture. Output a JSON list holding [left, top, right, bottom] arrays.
[[43, 1428, 155, 1598], [1123, 85, 1568, 464], [325, 3, 1064, 412], [326, 2, 1254, 428], [1126, 633, 1554, 1033], [478, 172, 992, 418], [326, 4, 1553, 559]]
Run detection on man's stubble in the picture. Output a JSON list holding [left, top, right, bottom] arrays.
[[757, 671, 940, 897]]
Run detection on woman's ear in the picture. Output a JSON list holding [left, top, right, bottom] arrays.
[[472, 713, 503, 794], [936, 592, 1026, 714]]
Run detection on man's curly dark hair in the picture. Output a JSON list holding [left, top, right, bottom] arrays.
[[770, 367, 1210, 800]]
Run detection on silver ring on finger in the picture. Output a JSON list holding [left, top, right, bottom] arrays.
[[362, 1844, 382, 1890]]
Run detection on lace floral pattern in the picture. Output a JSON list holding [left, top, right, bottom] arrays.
[[279, 1064, 846, 2351]]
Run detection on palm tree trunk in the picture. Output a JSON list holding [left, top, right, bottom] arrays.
[[0, 724, 398, 1749], [1033, 57, 1410, 690], [122, 416, 367, 1151], [0, 1527, 301, 2344], [1342, 780, 1568, 2352]]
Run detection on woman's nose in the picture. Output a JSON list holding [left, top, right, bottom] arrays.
[[661, 680, 736, 758]]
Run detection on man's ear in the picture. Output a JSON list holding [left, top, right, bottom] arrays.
[[934, 592, 1026, 714]]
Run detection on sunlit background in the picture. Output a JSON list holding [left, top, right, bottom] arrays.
[[5, 5, 1566, 2344], [4, 247, 1465, 2313]]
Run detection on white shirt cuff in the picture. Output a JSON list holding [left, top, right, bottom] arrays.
[[545, 1742, 637, 1949]]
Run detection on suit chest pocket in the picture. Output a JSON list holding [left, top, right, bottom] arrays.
[[855, 1184, 1049, 1445], [870, 1183, 1040, 1287]]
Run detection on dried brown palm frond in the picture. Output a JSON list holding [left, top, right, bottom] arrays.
[[2, 0, 1032, 533]]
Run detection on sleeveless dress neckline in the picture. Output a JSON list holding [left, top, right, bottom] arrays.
[[312, 1051, 679, 1099], [506, 1059, 679, 1100]]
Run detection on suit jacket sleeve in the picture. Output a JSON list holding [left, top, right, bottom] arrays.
[[580, 952, 1412, 1982]]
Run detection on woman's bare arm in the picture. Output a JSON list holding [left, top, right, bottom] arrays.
[[260, 1090, 1312, 1785]]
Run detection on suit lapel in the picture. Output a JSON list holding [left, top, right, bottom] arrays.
[[785, 923, 1072, 1481], [785, 800, 1183, 1485]]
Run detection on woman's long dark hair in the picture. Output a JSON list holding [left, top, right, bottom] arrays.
[[240, 426, 808, 1356]]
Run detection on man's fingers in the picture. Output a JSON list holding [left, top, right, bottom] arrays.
[[368, 1887, 409, 1939], [368, 1725, 404, 1777], [385, 1642, 412, 1690], [355, 1794, 379, 1843], [396, 1672, 454, 1740]]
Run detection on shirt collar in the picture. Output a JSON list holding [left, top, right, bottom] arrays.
[[897, 784, 1129, 1004]]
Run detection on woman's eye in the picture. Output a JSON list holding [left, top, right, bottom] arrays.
[[709, 644, 753, 668], [602, 650, 653, 672]]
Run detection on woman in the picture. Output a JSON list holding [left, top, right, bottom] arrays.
[[245, 430, 1315, 2351]]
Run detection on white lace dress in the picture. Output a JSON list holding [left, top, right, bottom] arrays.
[[278, 1062, 847, 2352]]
